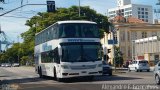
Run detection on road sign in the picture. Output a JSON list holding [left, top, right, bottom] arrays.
[[108, 40, 118, 44], [47, 1, 55, 12]]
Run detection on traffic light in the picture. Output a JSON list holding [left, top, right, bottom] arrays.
[[47, 1, 55, 12], [0, 0, 4, 3], [108, 49, 111, 53]]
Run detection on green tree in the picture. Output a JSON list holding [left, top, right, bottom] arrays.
[[114, 46, 123, 67], [0, 6, 110, 64], [21, 56, 33, 65], [22, 6, 110, 42]]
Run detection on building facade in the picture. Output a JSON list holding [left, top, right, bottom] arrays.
[[133, 36, 160, 66], [101, 23, 160, 64], [108, 0, 153, 23]]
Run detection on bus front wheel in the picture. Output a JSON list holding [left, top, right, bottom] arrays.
[[53, 68, 63, 82]]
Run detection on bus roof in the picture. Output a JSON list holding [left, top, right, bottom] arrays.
[[35, 20, 97, 35], [57, 20, 97, 24]]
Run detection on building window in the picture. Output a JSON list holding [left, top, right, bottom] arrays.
[[145, 12, 148, 15], [142, 15, 144, 18], [135, 32, 137, 39], [125, 7, 131, 11], [141, 8, 144, 11], [138, 8, 140, 10], [128, 46, 131, 57], [132, 32, 137, 40], [142, 32, 147, 38], [145, 16, 148, 18], [128, 32, 130, 41], [121, 32, 125, 41], [142, 12, 144, 14], [145, 8, 148, 11], [138, 11, 140, 14], [138, 15, 141, 18], [121, 9, 124, 12]]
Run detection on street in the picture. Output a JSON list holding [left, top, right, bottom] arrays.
[[0, 67, 160, 90]]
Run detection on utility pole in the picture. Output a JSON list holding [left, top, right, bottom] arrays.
[[17, 35, 20, 63], [110, 25, 117, 72], [78, 0, 80, 17], [21, 0, 23, 6]]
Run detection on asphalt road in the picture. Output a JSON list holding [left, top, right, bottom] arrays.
[[0, 67, 160, 90]]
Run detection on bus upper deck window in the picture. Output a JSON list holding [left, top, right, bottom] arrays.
[[65, 25, 76, 37]]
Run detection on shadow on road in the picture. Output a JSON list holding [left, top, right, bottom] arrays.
[[0, 75, 143, 84], [1, 77, 47, 84], [55, 75, 143, 83]]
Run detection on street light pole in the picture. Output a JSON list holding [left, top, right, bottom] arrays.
[[110, 25, 116, 72], [78, 0, 81, 17], [17, 35, 20, 64]]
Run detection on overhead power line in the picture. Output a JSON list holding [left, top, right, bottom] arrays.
[[0, 4, 47, 16], [2, 15, 30, 19]]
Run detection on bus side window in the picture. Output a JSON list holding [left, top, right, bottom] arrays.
[[55, 24, 59, 38], [53, 48, 60, 64]]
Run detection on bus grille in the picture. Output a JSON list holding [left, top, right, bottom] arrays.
[[70, 65, 96, 70]]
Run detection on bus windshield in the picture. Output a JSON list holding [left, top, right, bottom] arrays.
[[59, 23, 100, 38], [61, 43, 102, 62]]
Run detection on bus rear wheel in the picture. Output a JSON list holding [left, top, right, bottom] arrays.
[[53, 68, 57, 80], [38, 67, 43, 78]]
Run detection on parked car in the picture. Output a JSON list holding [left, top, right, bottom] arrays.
[[1, 63, 6, 67], [154, 61, 160, 85], [1, 63, 11, 67], [128, 60, 150, 72], [5, 63, 11, 67], [12, 63, 20, 67], [102, 61, 112, 76]]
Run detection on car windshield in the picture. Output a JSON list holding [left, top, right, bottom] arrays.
[[61, 43, 102, 62]]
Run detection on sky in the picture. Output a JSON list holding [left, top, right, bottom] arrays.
[[0, 0, 158, 44]]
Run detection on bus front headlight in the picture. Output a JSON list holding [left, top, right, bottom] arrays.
[[61, 65, 70, 69]]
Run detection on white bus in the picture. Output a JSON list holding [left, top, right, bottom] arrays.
[[34, 20, 103, 81]]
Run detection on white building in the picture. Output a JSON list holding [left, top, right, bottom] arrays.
[[133, 36, 160, 66], [108, 0, 153, 23]]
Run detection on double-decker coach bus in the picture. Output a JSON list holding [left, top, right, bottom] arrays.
[[34, 20, 103, 81]]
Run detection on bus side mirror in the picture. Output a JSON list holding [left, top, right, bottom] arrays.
[[58, 45, 62, 56]]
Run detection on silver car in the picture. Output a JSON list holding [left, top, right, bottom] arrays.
[[154, 61, 160, 85]]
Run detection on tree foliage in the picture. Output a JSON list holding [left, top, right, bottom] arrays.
[[113, 46, 123, 67], [0, 6, 110, 64]]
